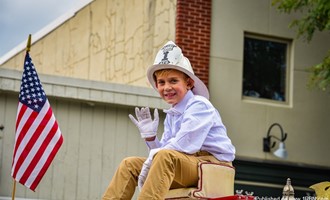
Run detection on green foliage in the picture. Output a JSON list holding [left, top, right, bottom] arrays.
[[272, 0, 330, 91], [272, 0, 330, 42], [308, 52, 330, 91]]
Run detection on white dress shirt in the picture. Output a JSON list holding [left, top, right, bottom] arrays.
[[146, 90, 235, 162]]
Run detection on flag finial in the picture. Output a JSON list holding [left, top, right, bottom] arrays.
[[26, 34, 32, 52]]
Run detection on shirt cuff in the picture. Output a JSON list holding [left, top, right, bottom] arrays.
[[146, 138, 161, 149]]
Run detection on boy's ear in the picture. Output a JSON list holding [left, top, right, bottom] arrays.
[[187, 78, 195, 89]]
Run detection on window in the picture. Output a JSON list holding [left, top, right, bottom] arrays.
[[243, 33, 291, 104]]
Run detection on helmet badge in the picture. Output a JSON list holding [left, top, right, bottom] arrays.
[[158, 43, 177, 64]]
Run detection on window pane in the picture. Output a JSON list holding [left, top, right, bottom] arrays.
[[243, 36, 287, 102]]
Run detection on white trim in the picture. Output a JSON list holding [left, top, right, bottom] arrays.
[[0, 0, 93, 65]]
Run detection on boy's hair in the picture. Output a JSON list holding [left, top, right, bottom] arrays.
[[153, 69, 190, 82]]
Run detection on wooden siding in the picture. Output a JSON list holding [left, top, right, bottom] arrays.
[[0, 92, 164, 199]]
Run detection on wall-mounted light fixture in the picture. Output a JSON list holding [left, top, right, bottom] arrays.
[[263, 123, 288, 159]]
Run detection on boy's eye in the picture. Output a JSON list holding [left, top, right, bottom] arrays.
[[157, 80, 165, 85], [170, 79, 178, 83]]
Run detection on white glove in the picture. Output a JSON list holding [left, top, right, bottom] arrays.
[[129, 107, 159, 138], [138, 157, 151, 191], [138, 148, 160, 191]]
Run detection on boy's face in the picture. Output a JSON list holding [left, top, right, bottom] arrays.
[[155, 70, 194, 106]]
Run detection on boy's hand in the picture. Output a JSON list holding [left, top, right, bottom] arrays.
[[129, 107, 159, 138], [138, 158, 151, 191], [138, 148, 160, 191]]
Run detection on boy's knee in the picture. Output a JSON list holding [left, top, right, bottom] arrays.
[[120, 156, 145, 166], [119, 157, 143, 169], [122, 156, 136, 163], [153, 149, 179, 160], [120, 157, 134, 166], [118, 157, 145, 176]]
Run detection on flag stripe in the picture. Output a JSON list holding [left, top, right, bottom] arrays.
[[12, 103, 53, 178], [12, 103, 27, 167], [15, 102, 26, 131], [15, 104, 33, 142]]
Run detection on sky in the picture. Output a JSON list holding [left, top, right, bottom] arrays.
[[0, 0, 87, 57]]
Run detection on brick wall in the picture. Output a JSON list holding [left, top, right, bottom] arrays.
[[175, 0, 212, 87]]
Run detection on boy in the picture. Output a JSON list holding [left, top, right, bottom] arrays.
[[102, 41, 235, 200]]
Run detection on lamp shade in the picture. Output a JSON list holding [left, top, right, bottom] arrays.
[[273, 142, 288, 159]]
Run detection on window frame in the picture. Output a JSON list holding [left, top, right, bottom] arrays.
[[242, 32, 293, 107]]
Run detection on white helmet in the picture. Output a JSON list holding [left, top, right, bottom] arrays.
[[147, 41, 209, 99]]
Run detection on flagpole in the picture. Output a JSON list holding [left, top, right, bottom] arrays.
[[12, 34, 32, 200], [26, 34, 32, 52], [12, 179, 16, 200]]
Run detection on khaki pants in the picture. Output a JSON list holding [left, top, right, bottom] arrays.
[[102, 149, 230, 200]]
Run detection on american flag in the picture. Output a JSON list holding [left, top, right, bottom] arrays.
[[11, 52, 63, 191]]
